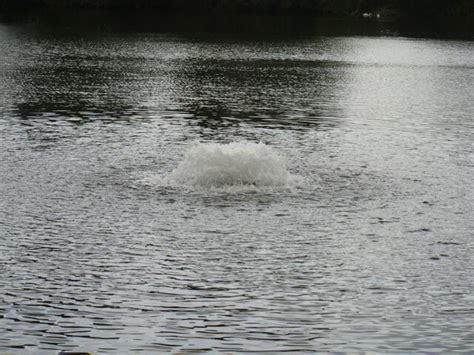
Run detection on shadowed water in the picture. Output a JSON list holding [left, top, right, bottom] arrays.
[[0, 13, 473, 353]]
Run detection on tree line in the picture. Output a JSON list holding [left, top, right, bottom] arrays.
[[1, 0, 473, 18]]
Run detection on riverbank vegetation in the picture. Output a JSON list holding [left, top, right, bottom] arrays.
[[1, 0, 473, 19], [0, 0, 474, 29]]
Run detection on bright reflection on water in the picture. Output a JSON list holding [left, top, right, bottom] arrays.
[[0, 13, 473, 353]]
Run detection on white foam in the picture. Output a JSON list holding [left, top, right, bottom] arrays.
[[156, 142, 301, 190]]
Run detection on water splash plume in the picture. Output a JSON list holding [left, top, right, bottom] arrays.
[[161, 142, 301, 189]]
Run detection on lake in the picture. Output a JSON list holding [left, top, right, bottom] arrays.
[[0, 12, 473, 353]]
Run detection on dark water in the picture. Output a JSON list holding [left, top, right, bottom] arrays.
[[1, 13, 473, 353]]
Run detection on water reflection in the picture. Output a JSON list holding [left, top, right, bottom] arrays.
[[3, 18, 352, 135], [343, 37, 474, 126], [7, 12, 471, 137], [10, 43, 152, 123], [168, 58, 346, 138]]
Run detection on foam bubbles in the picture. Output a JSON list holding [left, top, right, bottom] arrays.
[[160, 142, 301, 190]]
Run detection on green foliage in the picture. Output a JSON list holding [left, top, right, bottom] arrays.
[[399, 0, 474, 17], [0, 0, 473, 18]]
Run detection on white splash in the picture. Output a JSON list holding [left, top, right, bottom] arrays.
[[157, 142, 301, 190]]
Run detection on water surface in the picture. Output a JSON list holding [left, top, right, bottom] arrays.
[[0, 13, 473, 353]]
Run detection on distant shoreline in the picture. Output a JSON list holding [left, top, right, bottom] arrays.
[[0, 0, 473, 20], [1, 0, 473, 38]]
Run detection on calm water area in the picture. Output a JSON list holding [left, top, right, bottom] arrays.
[[0, 12, 473, 353]]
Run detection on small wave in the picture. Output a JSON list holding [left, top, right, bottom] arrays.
[[149, 142, 302, 190]]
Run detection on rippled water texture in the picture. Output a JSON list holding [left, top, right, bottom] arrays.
[[0, 13, 473, 353]]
